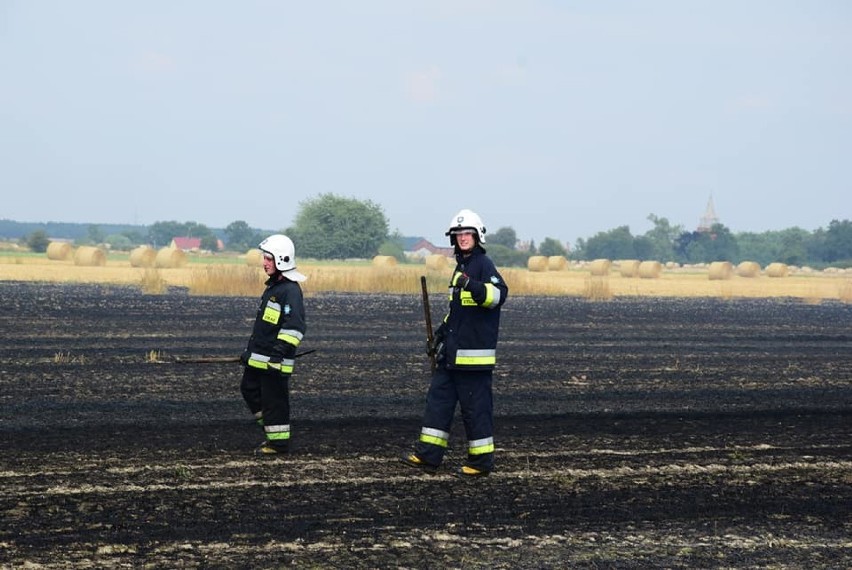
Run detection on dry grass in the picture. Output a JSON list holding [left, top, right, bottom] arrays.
[[1, 253, 849, 301], [840, 280, 852, 303], [188, 265, 266, 296], [582, 276, 612, 301], [141, 268, 168, 294]]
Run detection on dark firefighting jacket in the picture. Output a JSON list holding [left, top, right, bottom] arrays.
[[437, 246, 508, 371], [242, 276, 306, 375]]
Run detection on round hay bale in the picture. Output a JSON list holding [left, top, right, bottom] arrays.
[[619, 260, 641, 278], [547, 256, 568, 271], [245, 248, 263, 266], [708, 261, 733, 280], [129, 245, 156, 268], [766, 262, 789, 278], [589, 259, 612, 276], [638, 260, 662, 279], [73, 246, 106, 267], [736, 261, 760, 278], [425, 254, 449, 271], [371, 255, 398, 267], [46, 241, 73, 261], [155, 247, 187, 268], [527, 256, 548, 272]]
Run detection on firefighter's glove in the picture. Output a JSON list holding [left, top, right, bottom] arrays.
[[452, 272, 471, 290], [428, 325, 446, 357], [239, 349, 250, 366]]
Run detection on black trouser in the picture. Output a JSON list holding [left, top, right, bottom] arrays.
[[240, 366, 291, 450], [414, 367, 494, 471]]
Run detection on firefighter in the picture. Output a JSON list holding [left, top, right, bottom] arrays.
[[402, 209, 509, 477], [240, 234, 307, 456]]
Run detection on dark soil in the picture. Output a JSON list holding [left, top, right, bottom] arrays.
[[1, 281, 850, 569]]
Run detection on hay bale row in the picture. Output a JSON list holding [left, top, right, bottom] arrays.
[[130, 245, 157, 268], [527, 256, 548, 272], [736, 261, 761, 278], [766, 262, 789, 278], [155, 247, 187, 268], [245, 249, 263, 266], [708, 261, 733, 280], [46, 241, 73, 261], [547, 256, 568, 271], [73, 246, 106, 267], [425, 254, 449, 270], [372, 255, 398, 267], [638, 260, 662, 279], [619, 260, 641, 278], [589, 259, 612, 276]]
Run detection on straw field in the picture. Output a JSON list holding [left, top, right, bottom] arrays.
[[0, 251, 850, 302]]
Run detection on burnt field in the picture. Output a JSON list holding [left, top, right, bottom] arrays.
[[0, 281, 850, 569]]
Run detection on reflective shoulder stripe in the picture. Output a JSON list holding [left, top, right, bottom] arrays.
[[454, 349, 496, 366]]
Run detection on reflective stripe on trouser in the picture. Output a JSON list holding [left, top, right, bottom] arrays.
[[265, 423, 290, 442], [242, 366, 291, 449], [414, 367, 494, 471]]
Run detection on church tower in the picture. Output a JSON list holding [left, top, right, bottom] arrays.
[[697, 195, 719, 233]]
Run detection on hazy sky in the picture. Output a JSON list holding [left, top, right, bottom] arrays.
[[1, 2, 849, 246]]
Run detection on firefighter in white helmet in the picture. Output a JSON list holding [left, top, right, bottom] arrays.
[[402, 208, 509, 477], [240, 234, 307, 456]]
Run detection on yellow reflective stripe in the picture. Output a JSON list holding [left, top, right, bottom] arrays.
[[249, 353, 295, 374], [268, 359, 295, 374], [248, 352, 270, 369], [262, 301, 281, 324], [469, 437, 494, 455], [265, 424, 291, 440], [455, 349, 496, 366], [460, 291, 476, 306], [420, 427, 450, 448], [481, 283, 500, 308], [277, 328, 303, 346]]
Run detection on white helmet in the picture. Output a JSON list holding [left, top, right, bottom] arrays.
[[258, 234, 307, 282], [445, 208, 486, 244]]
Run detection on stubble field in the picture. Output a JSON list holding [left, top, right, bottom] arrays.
[[0, 281, 850, 568]]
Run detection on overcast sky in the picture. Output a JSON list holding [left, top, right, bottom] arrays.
[[1, 2, 849, 246]]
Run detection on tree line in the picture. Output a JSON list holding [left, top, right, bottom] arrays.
[[570, 215, 852, 268], [6, 197, 851, 269]]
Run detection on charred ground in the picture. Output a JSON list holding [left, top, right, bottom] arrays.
[[1, 282, 850, 568]]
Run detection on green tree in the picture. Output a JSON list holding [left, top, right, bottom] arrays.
[[224, 220, 260, 251], [489, 227, 517, 249], [147, 220, 214, 248], [148, 221, 187, 247], [823, 219, 852, 263], [487, 243, 530, 267], [121, 230, 146, 246], [289, 194, 389, 259], [27, 230, 50, 253], [87, 224, 104, 245], [538, 237, 567, 257], [201, 235, 219, 251], [642, 214, 682, 262], [104, 234, 132, 250], [776, 227, 811, 266], [578, 226, 636, 260], [676, 224, 739, 263]]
